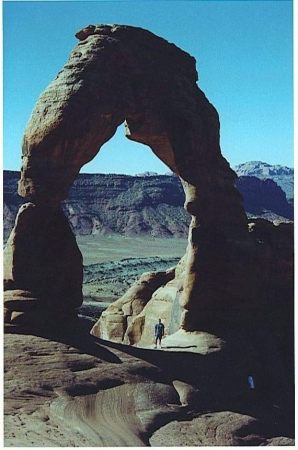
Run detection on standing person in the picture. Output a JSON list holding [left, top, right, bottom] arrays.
[[154, 318, 165, 348], [248, 375, 255, 390]]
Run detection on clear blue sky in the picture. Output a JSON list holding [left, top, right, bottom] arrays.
[[3, 0, 293, 174]]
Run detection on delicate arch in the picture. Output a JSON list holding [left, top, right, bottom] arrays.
[[5, 25, 250, 332]]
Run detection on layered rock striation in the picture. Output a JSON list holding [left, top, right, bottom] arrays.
[[5, 330, 294, 446], [3, 170, 293, 241], [64, 173, 189, 237]]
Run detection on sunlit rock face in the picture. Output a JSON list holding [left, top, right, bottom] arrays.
[[5, 24, 251, 331], [92, 220, 293, 356]]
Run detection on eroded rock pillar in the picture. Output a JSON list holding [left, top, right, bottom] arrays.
[[166, 99, 251, 331], [180, 177, 251, 331], [4, 203, 83, 328]]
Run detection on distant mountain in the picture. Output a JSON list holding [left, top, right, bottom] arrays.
[[3, 171, 190, 240], [3, 168, 293, 241], [3, 171, 24, 241], [234, 161, 294, 199], [135, 171, 159, 177], [236, 176, 293, 222]]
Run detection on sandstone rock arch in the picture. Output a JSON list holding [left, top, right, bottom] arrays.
[[4, 25, 251, 333]]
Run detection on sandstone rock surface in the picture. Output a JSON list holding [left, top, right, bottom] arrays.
[[3, 23, 294, 448], [4, 331, 179, 446], [4, 328, 294, 446], [150, 411, 294, 446], [5, 24, 253, 332], [92, 220, 293, 348], [91, 267, 175, 342], [91, 254, 186, 345], [4, 202, 83, 326]]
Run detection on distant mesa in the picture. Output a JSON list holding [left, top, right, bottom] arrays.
[[234, 161, 294, 199], [3, 169, 293, 241], [234, 160, 293, 177], [236, 174, 293, 222], [135, 171, 176, 177], [3, 165, 293, 241], [135, 171, 159, 177]]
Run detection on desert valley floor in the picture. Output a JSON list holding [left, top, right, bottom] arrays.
[[77, 234, 187, 319]]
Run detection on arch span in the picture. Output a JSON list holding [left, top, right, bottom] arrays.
[[4, 25, 251, 333]]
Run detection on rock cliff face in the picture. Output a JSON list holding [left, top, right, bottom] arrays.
[[236, 176, 293, 221], [92, 219, 294, 353], [3, 170, 293, 241], [64, 173, 189, 237], [234, 161, 294, 200]]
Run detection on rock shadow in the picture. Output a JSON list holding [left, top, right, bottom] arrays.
[[91, 330, 294, 439]]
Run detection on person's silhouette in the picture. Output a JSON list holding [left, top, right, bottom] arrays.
[[154, 318, 165, 348]]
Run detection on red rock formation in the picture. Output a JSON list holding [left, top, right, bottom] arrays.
[[5, 24, 250, 331], [4, 203, 83, 327]]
